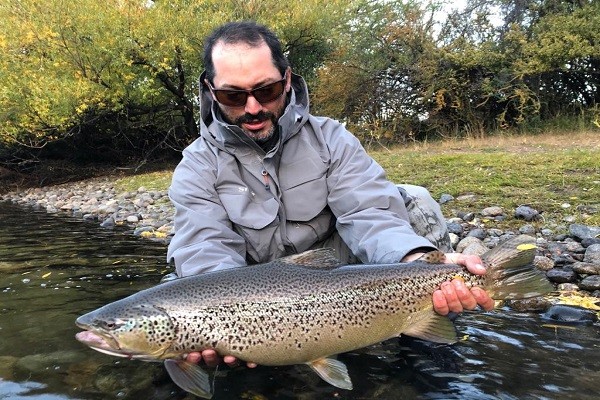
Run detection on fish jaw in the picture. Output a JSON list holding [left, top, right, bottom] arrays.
[[75, 330, 136, 358], [75, 303, 176, 361]]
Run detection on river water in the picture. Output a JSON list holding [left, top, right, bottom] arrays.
[[0, 201, 598, 400]]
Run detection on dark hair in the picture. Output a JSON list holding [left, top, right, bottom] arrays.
[[203, 21, 290, 83]]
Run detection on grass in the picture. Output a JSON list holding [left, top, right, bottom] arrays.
[[114, 130, 600, 231], [371, 130, 600, 230]]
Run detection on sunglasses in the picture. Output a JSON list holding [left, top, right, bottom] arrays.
[[207, 75, 287, 107]]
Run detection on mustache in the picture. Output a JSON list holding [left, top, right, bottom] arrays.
[[235, 111, 275, 125]]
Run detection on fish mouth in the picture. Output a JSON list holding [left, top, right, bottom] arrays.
[[75, 328, 132, 358]]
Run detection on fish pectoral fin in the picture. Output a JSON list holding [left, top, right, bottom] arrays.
[[308, 357, 353, 390], [402, 312, 457, 344], [164, 359, 213, 399]]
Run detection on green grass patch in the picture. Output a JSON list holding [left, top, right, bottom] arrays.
[[114, 170, 173, 192], [372, 146, 600, 229]]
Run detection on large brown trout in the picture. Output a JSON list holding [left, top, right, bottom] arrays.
[[75, 235, 552, 398]]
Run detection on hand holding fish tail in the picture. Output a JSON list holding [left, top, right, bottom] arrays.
[[417, 252, 494, 316], [436, 253, 494, 315], [186, 349, 257, 369]]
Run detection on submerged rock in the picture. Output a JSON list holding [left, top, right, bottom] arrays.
[[541, 304, 598, 325]]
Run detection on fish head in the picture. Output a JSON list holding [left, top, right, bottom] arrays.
[[76, 302, 175, 361]]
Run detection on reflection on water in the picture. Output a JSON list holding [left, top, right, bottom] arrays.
[[0, 201, 598, 399]]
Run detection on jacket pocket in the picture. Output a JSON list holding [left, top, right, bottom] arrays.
[[218, 187, 279, 229], [280, 158, 328, 221]]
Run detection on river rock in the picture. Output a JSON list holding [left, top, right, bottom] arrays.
[[546, 268, 577, 284], [581, 238, 600, 248], [572, 262, 600, 275], [569, 224, 600, 241], [456, 236, 484, 253], [446, 222, 464, 236], [466, 228, 487, 240], [579, 276, 600, 292], [534, 256, 555, 271], [14, 350, 85, 376], [519, 224, 536, 235], [515, 205, 540, 221], [509, 297, 552, 312], [439, 194, 454, 204], [481, 206, 504, 217], [541, 304, 598, 325], [583, 244, 600, 264], [0, 355, 18, 379]]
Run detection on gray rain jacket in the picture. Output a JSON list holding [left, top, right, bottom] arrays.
[[167, 73, 434, 277]]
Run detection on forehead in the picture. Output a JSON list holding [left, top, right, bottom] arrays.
[[211, 41, 281, 88]]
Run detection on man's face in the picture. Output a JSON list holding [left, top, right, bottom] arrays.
[[209, 41, 291, 143]]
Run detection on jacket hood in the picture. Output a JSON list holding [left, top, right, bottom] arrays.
[[197, 71, 310, 155]]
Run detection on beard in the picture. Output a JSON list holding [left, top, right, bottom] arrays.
[[220, 101, 286, 143]]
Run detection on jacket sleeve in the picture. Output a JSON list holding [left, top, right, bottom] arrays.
[[166, 143, 247, 277], [321, 118, 436, 263]]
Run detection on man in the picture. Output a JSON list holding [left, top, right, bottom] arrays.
[[167, 21, 493, 368]]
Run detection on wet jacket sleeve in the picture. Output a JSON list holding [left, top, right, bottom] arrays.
[[166, 143, 247, 277], [320, 117, 436, 263]]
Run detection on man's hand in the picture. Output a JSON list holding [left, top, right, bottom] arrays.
[[432, 253, 495, 315], [186, 349, 257, 368], [403, 251, 495, 316]]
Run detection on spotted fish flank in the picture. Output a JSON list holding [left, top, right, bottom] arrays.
[[75, 235, 553, 398]]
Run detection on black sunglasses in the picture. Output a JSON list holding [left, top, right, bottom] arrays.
[[207, 75, 287, 107]]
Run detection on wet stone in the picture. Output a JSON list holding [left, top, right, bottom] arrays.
[[572, 262, 600, 275], [509, 297, 552, 312], [546, 268, 578, 284], [541, 304, 598, 325], [534, 256, 555, 272], [579, 275, 600, 292]]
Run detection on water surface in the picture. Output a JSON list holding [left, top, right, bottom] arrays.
[[0, 202, 598, 399]]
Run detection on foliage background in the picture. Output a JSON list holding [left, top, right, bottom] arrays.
[[0, 0, 598, 174]]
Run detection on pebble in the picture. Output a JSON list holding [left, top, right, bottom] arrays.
[[515, 205, 540, 221]]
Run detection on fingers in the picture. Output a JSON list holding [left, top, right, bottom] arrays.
[[433, 278, 492, 315], [445, 253, 486, 275], [186, 350, 258, 369]]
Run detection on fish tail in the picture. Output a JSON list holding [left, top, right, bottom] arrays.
[[480, 235, 554, 300]]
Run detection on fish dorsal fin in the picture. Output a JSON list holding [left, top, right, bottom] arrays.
[[281, 248, 342, 269], [308, 357, 353, 390], [164, 359, 212, 399], [402, 312, 457, 344]]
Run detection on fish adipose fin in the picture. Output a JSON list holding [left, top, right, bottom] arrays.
[[481, 235, 554, 300], [164, 359, 212, 399], [308, 357, 353, 390], [282, 248, 343, 269], [402, 313, 457, 344]]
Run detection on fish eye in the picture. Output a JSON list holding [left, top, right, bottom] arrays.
[[99, 319, 124, 330]]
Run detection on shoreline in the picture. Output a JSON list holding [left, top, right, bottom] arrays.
[[2, 174, 599, 314]]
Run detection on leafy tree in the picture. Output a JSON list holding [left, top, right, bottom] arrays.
[[0, 0, 349, 170]]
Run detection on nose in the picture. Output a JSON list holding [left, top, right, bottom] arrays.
[[244, 94, 263, 115]]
